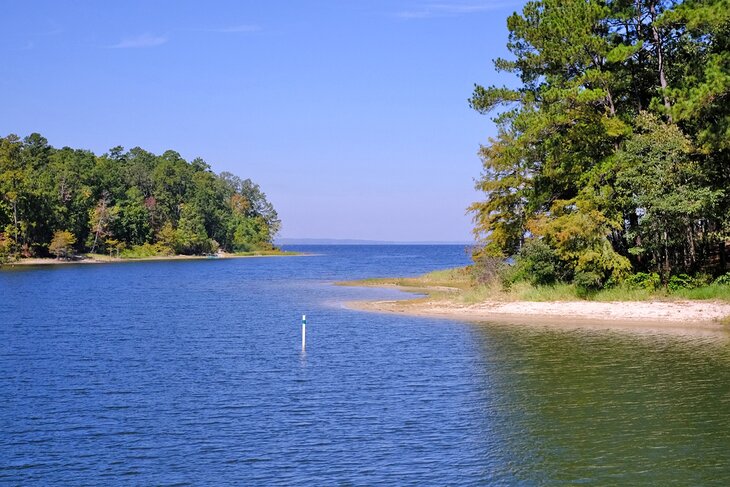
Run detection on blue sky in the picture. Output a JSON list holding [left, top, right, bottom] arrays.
[[1, 1, 521, 242]]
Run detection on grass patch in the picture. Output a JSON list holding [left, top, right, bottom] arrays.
[[341, 266, 730, 303], [671, 284, 730, 301], [511, 282, 579, 301], [461, 284, 501, 303], [586, 286, 659, 302], [338, 267, 472, 292]]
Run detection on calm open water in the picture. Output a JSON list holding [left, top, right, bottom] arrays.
[[1, 245, 729, 485]]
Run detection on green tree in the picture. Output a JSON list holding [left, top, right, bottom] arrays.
[[88, 193, 118, 253], [49, 230, 77, 260], [156, 222, 177, 255], [112, 187, 152, 245], [231, 216, 273, 252], [175, 203, 211, 254], [1, 133, 281, 258], [0, 231, 13, 264], [469, 0, 729, 287], [614, 113, 722, 276], [0, 135, 26, 256]]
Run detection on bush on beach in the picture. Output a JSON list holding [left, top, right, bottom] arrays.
[[469, 244, 730, 301]]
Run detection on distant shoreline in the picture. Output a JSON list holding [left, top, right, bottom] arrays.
[[339, 276, 730, 334], [278, 239, 472, 245], [1, 250, 305, 268]]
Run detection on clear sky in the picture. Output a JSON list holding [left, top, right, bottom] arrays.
[[1, 1, 521, 242]]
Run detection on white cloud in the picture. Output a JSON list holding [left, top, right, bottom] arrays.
[[108, 34, 168, 49], [395, 1, 520, 19]]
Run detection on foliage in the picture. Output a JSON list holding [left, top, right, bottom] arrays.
[[175, 203, 211, 255], [88, 193, 118, 253], [614, 113, 722, 277], [667, 273, 712, 291], [470, 247, 508, 286], [574, 271, 604, 298], [48, 230, 77, 260], [714, 273, 730, 286], [0, 231, 14, 264], [511, 239, 562, 286], [470, 0, 730, 290], [120, 243, 167, 259], [0, 134, 281, 258], [345, 264, 730, 304], [625, 272, 662, 291]]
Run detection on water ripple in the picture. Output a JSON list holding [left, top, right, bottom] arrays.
[[1, 246, 729, 485]]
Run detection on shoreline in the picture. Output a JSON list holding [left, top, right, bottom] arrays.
[[346, 296, 730, 325], [340, 279, 730, 334], [1, 251, 306, 268]]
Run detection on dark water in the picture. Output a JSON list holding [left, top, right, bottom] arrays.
[[1, 245, 729, 485]]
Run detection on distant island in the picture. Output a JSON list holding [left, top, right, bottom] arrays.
[[0, 133, 283, 265]]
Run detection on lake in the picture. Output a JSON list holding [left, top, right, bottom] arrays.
[[1, 245, 729, 485]]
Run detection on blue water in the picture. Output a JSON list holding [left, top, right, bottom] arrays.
[[1, 245, 729, 485]]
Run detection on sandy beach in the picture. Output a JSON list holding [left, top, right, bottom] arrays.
[[349, 296, 730, 323]]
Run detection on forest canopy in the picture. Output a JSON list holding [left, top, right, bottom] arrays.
[[469, 0, 729, 291], [0, 134, 280, 260]]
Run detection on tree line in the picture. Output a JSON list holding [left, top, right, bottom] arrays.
[[0, 133, 280, 261], [470, 0, 729, 292]]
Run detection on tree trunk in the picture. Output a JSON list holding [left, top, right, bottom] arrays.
[[649, 1, 672, 121], [12, 199, 19, 253], [628, 211, 643, 267], [686, 223, 696, 271], [663, 230, 671, 285], [606, 87, 616, 117], [625, 20, 643, 112], [90, 227, 100, 254]]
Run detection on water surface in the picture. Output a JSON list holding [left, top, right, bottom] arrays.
[[1, 245, 729, 485]]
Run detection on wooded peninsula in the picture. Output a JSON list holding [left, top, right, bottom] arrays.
[[468, 0, 730, 295], [342, 0, 730, 323], [0, 134, 281, 263]]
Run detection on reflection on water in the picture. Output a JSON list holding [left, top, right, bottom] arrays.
[[473, 325, 730, 485], [1, 246, 729, 485]]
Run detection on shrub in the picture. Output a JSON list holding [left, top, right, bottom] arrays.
[[120, 242, 168, 258], [625, 272, 661, 290], [49, 230, 77, 260], [713, 272, 730, 286], [693, 273, 713, 287], [574, 270, 602, 298], [0, 232, 14, 264], [513, 239, 562, 286], [668, 273, 698, 291], [470, 251, 507, 286]]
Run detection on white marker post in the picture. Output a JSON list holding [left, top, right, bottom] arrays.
[[302, 314, 306, 351]]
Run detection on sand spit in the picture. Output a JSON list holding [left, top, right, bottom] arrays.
[[347, 296, 730, 335]]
